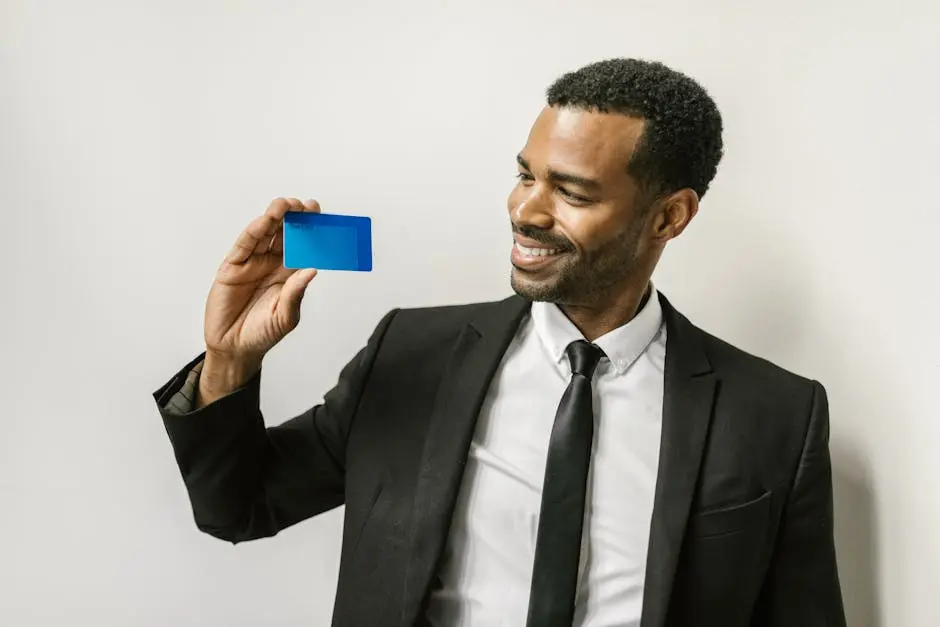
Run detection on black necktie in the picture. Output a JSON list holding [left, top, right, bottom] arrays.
[[526, 340, 606, 627]]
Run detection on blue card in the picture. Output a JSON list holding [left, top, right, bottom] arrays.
[[283, 211, 373, 271]]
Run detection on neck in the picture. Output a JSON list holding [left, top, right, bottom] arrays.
[[558, 281, 652, 342]]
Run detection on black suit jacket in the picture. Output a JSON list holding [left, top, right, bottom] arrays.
[[154, 293, 846, 627]]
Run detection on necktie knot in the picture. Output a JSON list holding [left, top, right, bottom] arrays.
[[565, 340, 606, 379]]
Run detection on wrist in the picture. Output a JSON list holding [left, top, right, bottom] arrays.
[[197, 349, 262, 407]]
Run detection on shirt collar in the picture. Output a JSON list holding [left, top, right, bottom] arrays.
[[530, 284, 664, 377]]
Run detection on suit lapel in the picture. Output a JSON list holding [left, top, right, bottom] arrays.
[[400, 295, 530, 625], [640, 294, 717, 627]]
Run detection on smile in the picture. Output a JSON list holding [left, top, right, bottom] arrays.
[[514, 242, 561, 257], [511, 240, 567, 271]]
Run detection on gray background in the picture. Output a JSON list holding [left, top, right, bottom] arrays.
[[2, 1, 938, 625]]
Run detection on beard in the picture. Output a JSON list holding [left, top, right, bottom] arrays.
[[510, 219, 645, 305]]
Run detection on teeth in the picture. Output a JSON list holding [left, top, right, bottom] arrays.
[[516, 242, 559, 257]]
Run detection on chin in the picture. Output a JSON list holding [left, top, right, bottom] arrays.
[[510, 269, 562, 303]]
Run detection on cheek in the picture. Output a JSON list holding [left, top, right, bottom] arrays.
[[558, 207, 626, 253]]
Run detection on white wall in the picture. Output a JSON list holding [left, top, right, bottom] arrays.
[[2, 1, 938, 625]]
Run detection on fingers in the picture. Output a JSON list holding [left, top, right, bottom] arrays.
[[276, 268, 318, 327], [259, 218, 282, 254], [226, 214, 279, 264], [302, 198, 321, 213], [262, 197, 293, 221], [260, 198, 318, 254], [266, 196, 315, 217], [227, 197, 322, 264], [257, 198, 299, 254], [283, 197, 306, 215], [264, 226, 285, 255]]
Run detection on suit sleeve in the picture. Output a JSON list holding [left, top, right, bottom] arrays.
[[751, 381, 847, 626], [153, 309, 399, 544]]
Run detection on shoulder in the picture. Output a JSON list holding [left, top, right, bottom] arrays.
[[701, 328, 816, 391], [701, 326, 823, 419], [663, 294, 823, 419], [664, 301, 829, 494]]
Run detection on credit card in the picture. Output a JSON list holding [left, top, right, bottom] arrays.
[[282, 211, 373, 271]]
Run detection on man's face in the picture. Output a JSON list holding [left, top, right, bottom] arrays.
[[508, 106, 651, 305]]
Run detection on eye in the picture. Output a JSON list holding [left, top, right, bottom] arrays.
[[515, 172, 534, 184], [558, 187, 592, 204]]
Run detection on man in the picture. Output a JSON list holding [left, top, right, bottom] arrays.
[[154, 59, 846, 626]]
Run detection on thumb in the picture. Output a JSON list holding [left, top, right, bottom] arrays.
[[277, 268, 318, 328]]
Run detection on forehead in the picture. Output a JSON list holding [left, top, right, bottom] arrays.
[[522, 106, 645, 179]]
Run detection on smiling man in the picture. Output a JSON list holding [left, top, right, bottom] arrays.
[[508, 103, 672, 329], [154, 59, 846, 627]]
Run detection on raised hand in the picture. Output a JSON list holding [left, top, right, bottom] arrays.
[[197, 197, 319, 406]]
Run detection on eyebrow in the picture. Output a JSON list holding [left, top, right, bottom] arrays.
[[517, 154, 601, 190]]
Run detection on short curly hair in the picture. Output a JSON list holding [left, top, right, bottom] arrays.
[[547, 58, 724, 199]]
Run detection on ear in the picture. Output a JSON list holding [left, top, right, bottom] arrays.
[[651, 188, 699, 243]]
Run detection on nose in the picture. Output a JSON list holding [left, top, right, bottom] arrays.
[[511, 188, 553, 230]]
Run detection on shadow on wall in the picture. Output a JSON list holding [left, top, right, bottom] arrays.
[[739, 266, 884, 626], [672, 202, 884, 626], [736, 236, 883, 627], [831, 449, 881, 627]]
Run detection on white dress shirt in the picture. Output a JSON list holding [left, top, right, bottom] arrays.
[[424, 287, 667, 627]]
